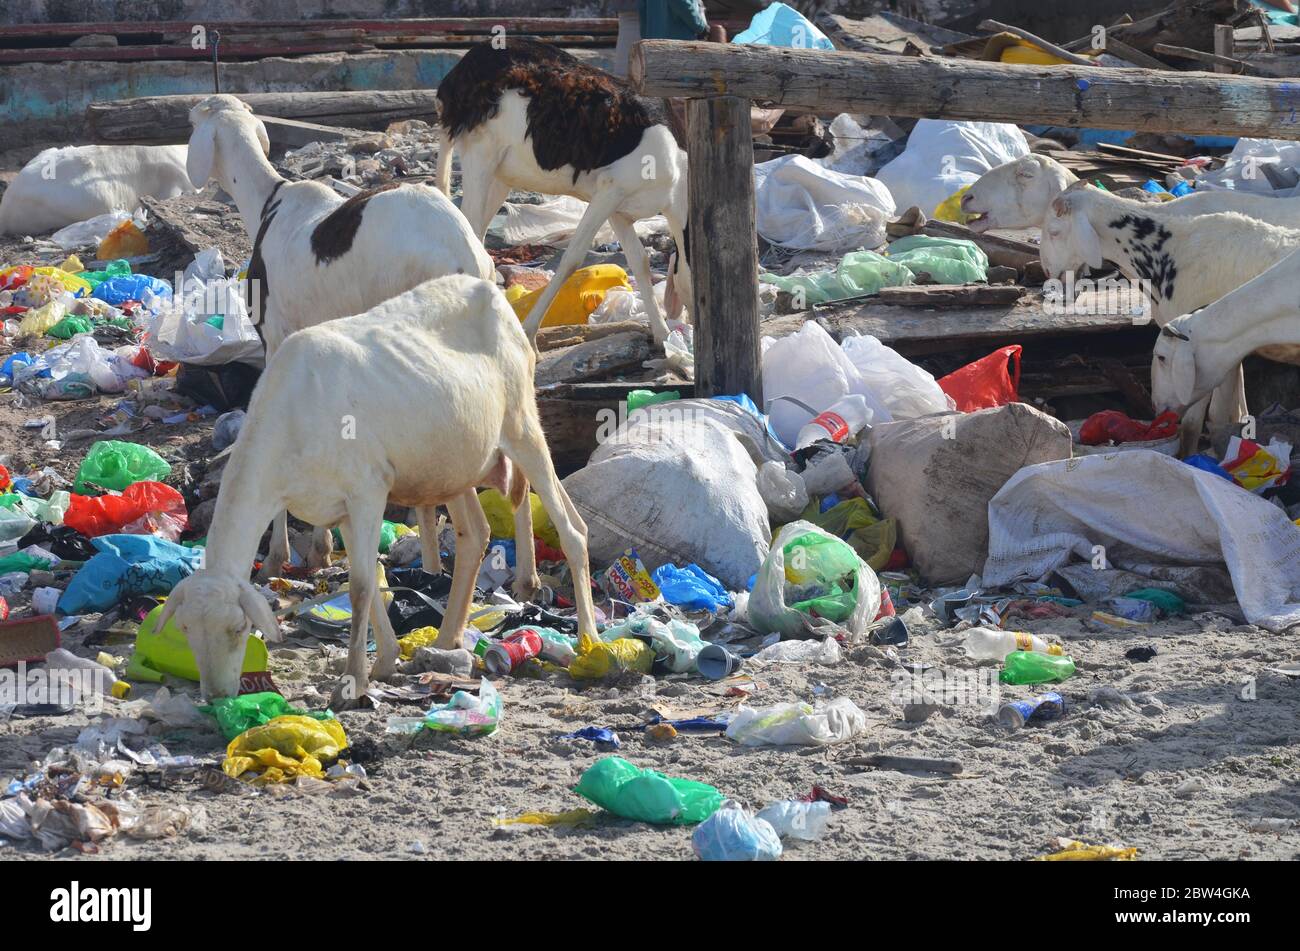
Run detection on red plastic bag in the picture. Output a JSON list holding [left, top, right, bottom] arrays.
[[63, 481, 188, 538], [1079, 410, 1180, 446], [937, 345, 1022, 412]]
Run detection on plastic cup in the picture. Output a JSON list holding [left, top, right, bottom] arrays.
[[696, 643, 742, 680]]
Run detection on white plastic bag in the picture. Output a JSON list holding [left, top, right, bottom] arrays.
[[49, 209, 143, 251], [753, 154, 894, 251], [762, 321, 892, 448], [756, 461, 809, 524], [876, 120, 1029, 216], [144, 248, 263, 366], [751, 636, 842, 665], [726, 696, 868, 746], [499, 195, 667, 247], [587, 282, 667, 326], [757, 800, 832, 841], [732, 2, 835, 49], [748, 520, 881, 638], [1196, 138, 1300, 197], [840, 333, 954, 419]]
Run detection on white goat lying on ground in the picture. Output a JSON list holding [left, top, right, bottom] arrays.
[[0, 144, 193, 235], [159, 275, 600, 703], [187, 94, 537, 594], [1040, 182, 1300, 453], [1152, 246, 1300, 416], [961, 153, 1300, 233], [435, 38, 691, 346]]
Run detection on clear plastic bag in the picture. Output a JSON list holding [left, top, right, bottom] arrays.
[[748, 520, 880, 637], [756, 800, 832, 841], [756, 461, 809, 524], [839, 333, 954, 419], [725, 696, 868, 747], [692, 800, 783, 861]]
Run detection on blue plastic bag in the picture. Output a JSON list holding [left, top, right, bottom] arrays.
[[1184, 454, 1234, 481], [651, 563, 734, 612], [90, 274, 172, 306], [58, 534, 202, 615], [732, 2, 834, 50], [692, 800, 783, 861]]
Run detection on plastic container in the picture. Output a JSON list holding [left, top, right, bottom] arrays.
[[46, 647, 131, 699], [1000, 651, 1076, 685], [962, 626, 1063, 663], [794, 394, 872, 450]]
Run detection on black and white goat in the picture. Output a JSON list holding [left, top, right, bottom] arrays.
[[435, 39, 691, 346]]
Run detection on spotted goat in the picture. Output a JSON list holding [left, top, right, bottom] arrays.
[[435, 39, 691, 346]]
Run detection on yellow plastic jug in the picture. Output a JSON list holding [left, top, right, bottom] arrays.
[[508, 264, 631, 328]]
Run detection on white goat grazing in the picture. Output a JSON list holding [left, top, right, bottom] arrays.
[[159, 275, 599, 702], [435, 38, 691, 346], [186, 94, 537, 594], [962, 153, 1300, 233], [1152, 247, 1300, 415], [0, 144, 193, 236], [1041, 183, 1300, 453]]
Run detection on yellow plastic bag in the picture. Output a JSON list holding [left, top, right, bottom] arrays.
[[933, 185, 975, 225], [222, 715, 348, 784], [478, 488, 561, 548], [97, 219, 149, 260], [491, 809, 595, 828], [800, 497, 898, 571], [569, 637, 654, 680], [18, 299, 67, 336], [398, 625, 441, 660], [508, 264, 631, 328], [59, 254, 85, 274], [1035, 838, 1138, 861], [32, 266, 92, 297]]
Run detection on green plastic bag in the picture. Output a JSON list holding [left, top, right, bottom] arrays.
[[885, 235, 989, 284], [200, 692, 335, 742], [626, 389, 680, 412], [332, 519, 400, 553], [1125, 587, 1186, 616], [74, 440, 171, 493], [47, 315, 95, 339], [800, 497, 898, 571], [574, 756, 724, 825], [761, 250, 913, 305], [0, 551, 56, 574]]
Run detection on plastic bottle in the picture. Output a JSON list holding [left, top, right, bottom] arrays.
[[794, 394, 872, 450], [45, 648, 132, 699], [962, 627, 1064, 663], [999, 650, 1075, 685]]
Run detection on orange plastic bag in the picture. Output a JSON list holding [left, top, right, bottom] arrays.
[[64, 481, 187, 538], [97, 220, 149, 260], [937, 345, 1022, 412]]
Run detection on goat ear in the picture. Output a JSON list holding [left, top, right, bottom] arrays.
[[253, 116, 270, 157], [157, 584, 184, 630], [1170, 336, 1197, 408], [238, 582, 283, 643], [186, 121, 217, 188], [1070, 207, 1105, 270]]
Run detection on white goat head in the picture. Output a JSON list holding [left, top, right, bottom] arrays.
[[961, 154, 1075, 233], [157, 572, 280, 699], [1039, 182, 1106, 281], [1150, 316, 1200, 414], [186, 95, 270, 190]]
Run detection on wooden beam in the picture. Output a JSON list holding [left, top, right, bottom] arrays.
[[1153, 42, 1252, 73], [87, 90, 441, 143], [687, 95, 762, 403], [1100, 36, 1171, 70], [1214, 23, 1236, 73], [256, 115, 363, 151], [630, 39, 1300, 139]]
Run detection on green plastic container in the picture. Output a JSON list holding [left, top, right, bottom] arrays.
[[128, 602, 269, 684]]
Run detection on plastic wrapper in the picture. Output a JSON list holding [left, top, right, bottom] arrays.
[[422, 677, 502, 735], [222, 714, 348, 783], [574, 756, 724, 825], [726, 696, 868, 747], [693, 800, 783, 861], [748, 521, 881, 637], [751, 636, 842, 665]]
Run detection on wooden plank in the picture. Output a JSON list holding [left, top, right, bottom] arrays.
[[0, 41, 373, 63], [876, 284, 1026, 307], [1100, 36, 1171, 70], [630, 39, 1300, 139], [87, 90, 442, 143], [1215, 23, 1236, 73], [1153, 43, 1252, 73], [816, 12, 971, 54], [0, 18, 617, 38], [256, 115, 363, 150], [687, 95, 762, 403], [534, 331, 652, 387]]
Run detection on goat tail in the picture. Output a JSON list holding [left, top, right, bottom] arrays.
[[435, 126, 454, 198]]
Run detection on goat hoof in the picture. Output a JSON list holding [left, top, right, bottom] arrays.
[[329, 677, 369, 711], [370, 657, 399, 682], [512, 573, 541, 602]]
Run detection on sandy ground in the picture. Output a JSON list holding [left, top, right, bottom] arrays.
[[3, 599, 1299, 861]]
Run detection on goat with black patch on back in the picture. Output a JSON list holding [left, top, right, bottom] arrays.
[[185, 95, 540, 596], [435, 38, 692, 347]]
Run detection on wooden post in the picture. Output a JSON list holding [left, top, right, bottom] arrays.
[[630, 40, 1300, 139], [686, 95, 762, 404], [1214, 24, 1235, 74]]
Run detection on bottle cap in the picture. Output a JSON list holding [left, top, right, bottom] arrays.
[[110, 680, 132, 700]]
